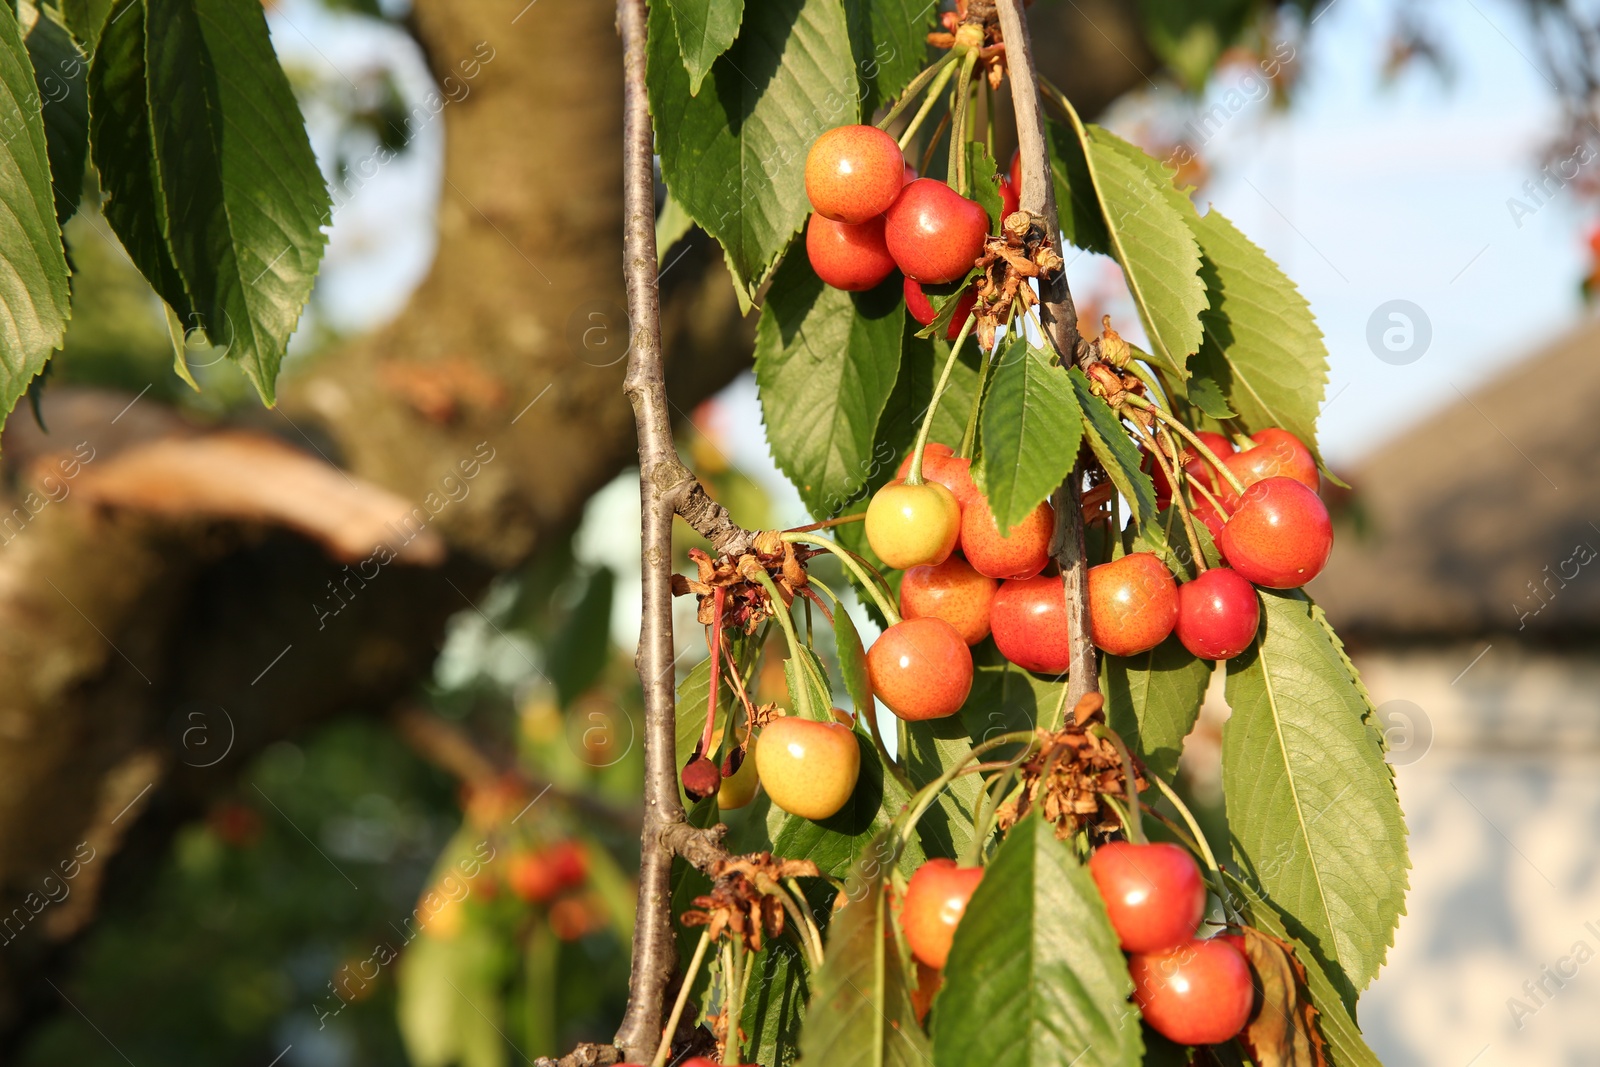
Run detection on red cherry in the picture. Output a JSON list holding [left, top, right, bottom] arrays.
[[960, 494, 1053, 579], [1087, 552, 1179, 657], [1217, 477, 1333, 589], [884, 178, 989, 284], [1088, 841, 1206, 954], [545, 840, 587, 891], [900, 858, 984, 969], [901, 555, 997, 646], [902, 161, 919, 186], [866, 617, 973, 720], [1008, 148, 1021, 192], [1175, 568, 1260, 660], [805, 125, 905, 223], [1149, 430, 1234, 507], [1219, 428, 1318, 507], [990, 574, 1072, 674], [998, 174, 1019, 222], [903, 277, 978, 341], [508, 852, 560, 903], [1129, 938, 1254, 1046], [896, 442, 978, 511], [865, 479, 961, 569], [806, 214, 896, 291]]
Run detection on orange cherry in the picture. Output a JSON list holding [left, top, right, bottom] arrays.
[[805, 125, 905, 223], [866, 617, 973, 720], [1219, 428, 1319, 507], [901, 858, 984, 969], [900, 555, 997, 646], [1087, 552, 1179, 657], [960, 493, 1053, 580], [754, 716, 860, 821], [989, 574, 1072, 674], [895, 442, 978, 510]]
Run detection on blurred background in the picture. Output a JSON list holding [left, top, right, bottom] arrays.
[[4, 0, 1598, 1064]]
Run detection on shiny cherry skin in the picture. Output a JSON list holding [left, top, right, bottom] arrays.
[[866, 617, 973, 720], [1087, 552, 1180, 657], [1088, 841, 1206, 954], [1175, 568, 1260, 660], [754, 716, 860, 821], [884, 178, 989, 284], [960, 494, 1053, 579], [806, 214, 896, 291], [998, 173, 1019, 222], [1220, 428, 1318, 506], [805, 125, 905, 223], [1129, 938, 1254, 1046], [901, 555, 997, 646], [990, 574, 1072, 674], [896, 442, 978, 510], [904, 277, 978, 341], [901, 858, 984, 969], [1218, 476, 1333, 589], [865, 479, 961, 570]]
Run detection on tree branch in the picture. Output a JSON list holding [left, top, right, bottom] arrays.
[[996, 0, 1100, 703]]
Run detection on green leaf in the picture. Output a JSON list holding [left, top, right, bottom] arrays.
[[1222, 590, 1409, 1011], [965, 139, 1004, 229], [1230, 870, 1387, 1067], [902, 641, 1057, 860], [667, 0, 743, 96], [0, 2, 70, 428], [843, 0, 931, 115], [1102, 635, 1212, 781], [1054, 118, 1207, 375], [799, 836, 930, 1067], [89, 0, 195, 325], [784, 642, 835, 722], [1187, 207, 1329, 466], [27, 13, 88, 225], [833, 602, 875, 718], [141, 0, 329, 404], [980, 339, 1083, 533], [934, 815, 1142, 1067], [1069, 368, 1158, 526], [744, 940, 811, 1067], [655, 191, 694, 266], [1044, 116, 1111, 254], [62, 0, 114, 51], [755, 248, 905, 517], [647, 0, 856, 291], [397, 924, 512, 1067]]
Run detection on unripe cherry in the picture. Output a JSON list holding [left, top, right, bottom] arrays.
[[1175, 568, 1260, 660], [866, 617, 973, 720], [806, 214, 896, 291], [989, 574, 1073, 674], [754, 716, 860, 821], [805, 125, 905, 223], [1217, 476, 1333, 589], [864, 479, 961, 570], [1087, 552, 1179, 657]]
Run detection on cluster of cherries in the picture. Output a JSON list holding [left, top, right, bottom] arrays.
[[805, 124, 1012, 332], [899, 842, 1253, 1046], [858, 425, 1334, 723]]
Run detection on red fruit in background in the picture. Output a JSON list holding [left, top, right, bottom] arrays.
[[1088, 841, 1206, 954], [1175, 568, 1260, 660], [990, 574, 1072, 674], [960, 495, 1053, 579], [998, 174, 1019, 221], [911, 959, 942, 1023], [865, 479, 961, 569], [509, 852, 561, 903], [1008, 148, 1022, 191], [806, 214, 896, 291], [896, 442, 977, 510], [901, 858, 984, 969], [1129, 939, 1254, 1046], [866, 617, 973, 720], [904, 277, 978, 341], [805, 125, 904, 223], [545, 840, 587, 891], [1087, 552, 1179, 657], [901, 556, 997, 646], [1218, 477, 1333, 589], [1220, 428, 1318, 506], [885, 178, 989, 284]]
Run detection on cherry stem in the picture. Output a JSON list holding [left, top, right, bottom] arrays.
[[1129, 418, 1206, 575], [880, 50, 961, 136], [1092, 725, 1145, 845], [701, 587, 727, 760], [780, 532, 901, 625], [908, 310, 977, 484], [962, 765, 1017, 867], [1148, 773, 1221, 875], [785, 876, 828, 966], [1121, 394, 1248, 497], [746, 568, 824, 721], [651, 928, 711, 1067], [720, 636, 758, 742], [785, 513, 866, 534], [897, 54, 960, 151], [719, 940, 741, 1066], [893, 729, 1039, 857], [918, 109, 952, 177], [1189, 477, 1231, 523], [947, 48, 980, 196]]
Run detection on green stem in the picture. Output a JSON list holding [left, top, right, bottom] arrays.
[[958, 317, 1000, 460], [1122, 394, 1247, 497], [651, 929, 711, 1067], [897, 56, 960, 151], [879, 51, 961, 134], [946, 48, 980, 196], [962, 766, 1017, 867], [1190, 477, 1230, 521], [781, 532, 901, 625], [786, 876, 828, 967], [891, 730, 1039, 857], [1150, 773, 1221, 875], [748, 569, 825, 721], [909, 311, 977, 483], [1092, 725, 1144, 844], [719, 940, 739, 1066], [1129, 418, 1206, 574]]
